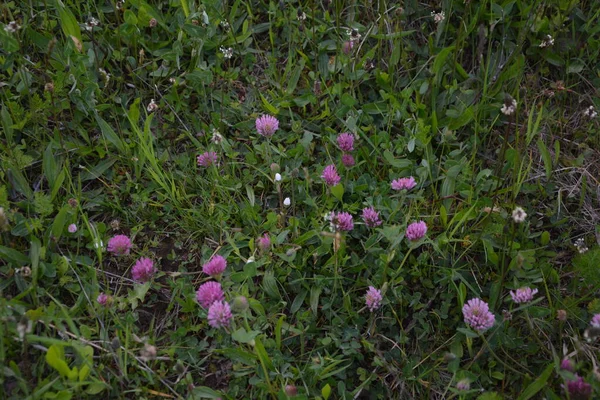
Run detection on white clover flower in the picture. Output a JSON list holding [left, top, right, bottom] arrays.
[[220, 46, 233, 59], [431, 11, 445, 24], [275, 173, 282, 182], [220, 21, 230, 30], [98, 68, 110, 84], [511, 207, 527, 223], [539, 35, 554, 48], [583, 105, 597, 119], [211, 129, 223, 144], [85, 17, 100, 31], [283, 197, 291, 206], [574, 238, 589, 254], [146, 99, 158, 112], [4, 21, 21, 33], [297, 10, 306, 21], [501, 97, 517, 116]]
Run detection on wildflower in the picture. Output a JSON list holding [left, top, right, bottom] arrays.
[[246, 256, 255, 264], [283, 197, 291, 206], [462, 298, 495, 332], [431, 11, 445, 24], [197, 151, 218, 167], [362, 207, 382, 227], [231, 296, 249, 312], [68, 224, 77, 233], [333, 212, 353, 231], [275, 173, 282, 182], [573, 238, 589, 254], [107, 235, 133, 256], [557, 309, 567, 321], [337, 132, 355, 152], [146, 98, 158, 112], [4, 21, 21, 33], [561, 358, 575, 372], [285, 385, 298, 397], [220, 46, 233, 59], [591, 314, 600, 328], [97, 293, 108, 305], [110, 219, 120, 231], [365, 286, 383, 311], [85, 17, 100, 31], [255, 115, 280, 137], [16, 317, 32, 341], [510, 287, 538, 304], [322, 164, 341, 186], [196, 281, 225, 308], [211, 129, 223, 144], [98, 68, 110, 84], [456, 379, 470, 391], [140, 343, 157, 361], [202, 254, 227, 277], [219, 20, 230, 30], [565, 376, 592, 400], [132, 257, 155, 282], [257, 233, 271, 252], [511, 206, 527, 223], [149, 18, 157, 28], [391, 176, 417, 191], [539, 34, 554, 48], [500, 96, 517, 116], [297, 9, 306, 21], [44, 82, 55, 93], [342, 41, 354, 55], [341, 154, 355, 167], [207, 300, 232, 328], [406, 221, 427, 241], [583, 106, 597, 119], [68, 198, 78, 208]]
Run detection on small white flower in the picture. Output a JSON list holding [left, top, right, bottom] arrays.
[[574, 238, 589, 254], [583, 105, 597, 119], [275, 173, 282, 182], [511, 207, 527, 224], [501, 97, 517, 116], [297, 10, 306, 21], [246, 256, 255, 264], [431, 11, 445, 24], [211, 129, 223, 144], [98, 68, 110, 84], [539, 35, 554, 48], [4, 21, 21, 33], [146, 99, 158, 112], [283, 197, 291, 207], [220, 46, 233, 59], [85, 17, 100, 31], [220, 21, 230, 30]]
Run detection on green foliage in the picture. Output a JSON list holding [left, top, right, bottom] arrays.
[[1, 0, 600, 398]]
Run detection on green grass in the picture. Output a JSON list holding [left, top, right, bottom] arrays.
[[1, 0, 600, 399]]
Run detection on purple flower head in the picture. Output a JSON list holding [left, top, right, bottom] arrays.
[[257, 233, 271, 253], [362, 207, 382, 228], [590, 314, 600, 328], [107, 235, 133, 256], [197, 151, 218, 167], [256, 115, 279, 137], [456, 379, 470, 391], [68, 224, 77, 233], [365, 286, 383, 311], [97, 293, 109, 306], [322, 164, 341, 186], [342, 40, 354, 55], [510, 287, 538, 304], [566, 376, 592, 400], [196, 281, 225, 308], [341, 154, 355, 167], [561, 358, 575, 373], [207, 300, 232, 328], [132, 257, 155, 283], [391, 176, 417, 191], [462, 298, 495, 332], [406, 221, 427, 241], [337, 133, 355, 152], [333, 212, 354, 231], [202, 254, 227, 277]]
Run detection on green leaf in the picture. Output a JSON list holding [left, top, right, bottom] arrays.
[[290, 290, 307, 314], [215, 348, 257, 366], [330, 183, 344, 201], [51, 205, 69, 242], [383, 150, 412, 169], [231, 328, 261, 344], [55, 0, 82, 42], [286, 58, 305, 94], [536, 139, 553, 179], [253, 337, 274, 371], [322, 383, 331, 400], [94, 114, 126, 154], [310, 286, 321, 315], [262, 270, 281, 299], [7, 167, 33, 199], [433, 46, 455, 77], [0, 245, 29, 266], [191, 386, 223, 399], [46, 344, 71, 377], [80, 158, 117, 181]]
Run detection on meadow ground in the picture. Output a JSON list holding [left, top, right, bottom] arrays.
[[1, 0, 600, 399]]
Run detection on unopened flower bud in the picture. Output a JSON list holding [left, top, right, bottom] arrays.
[[557, 309, 567, 321], [149, 18, 157, 28], [270, 163, 280, 173], [232, 296, 249, 312], [285, 384, 298, 397]]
